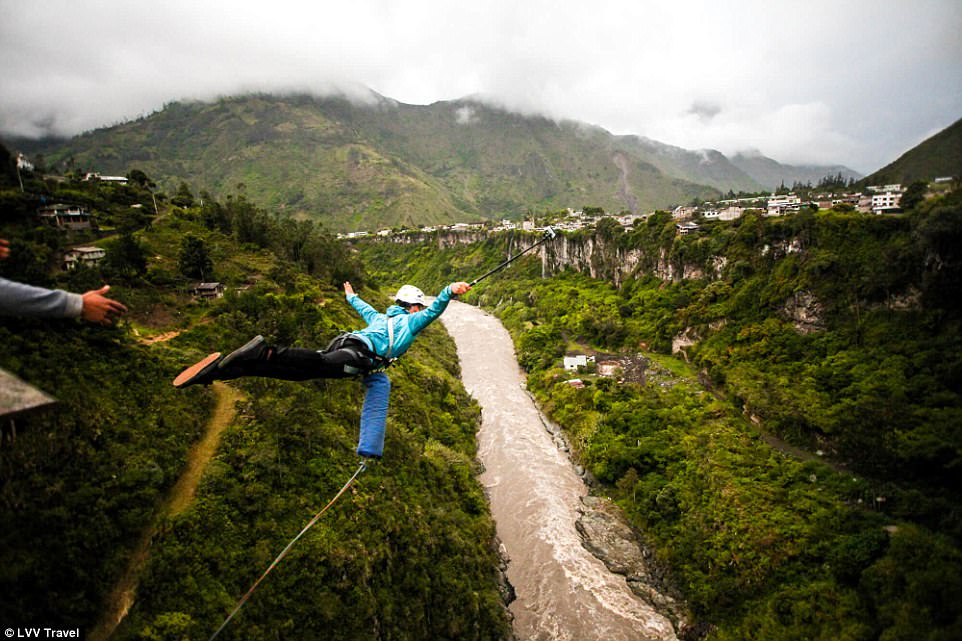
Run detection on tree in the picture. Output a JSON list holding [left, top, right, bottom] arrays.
[[170, 181, 195, 208], [900, 180, 928, 211], [178, 235, 213, 280], [127, 169, 155, 189], [103, 232, 148, 279], [0, 142, 18, 187]]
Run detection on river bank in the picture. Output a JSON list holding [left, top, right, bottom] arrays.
[[441, 301, 683, 641]]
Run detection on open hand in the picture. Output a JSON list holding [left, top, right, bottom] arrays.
[[343, 281, 355, 296], [81, 285, 128, 325]]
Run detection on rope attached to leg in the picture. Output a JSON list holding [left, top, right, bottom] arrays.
[[207, 460, 369, 641]]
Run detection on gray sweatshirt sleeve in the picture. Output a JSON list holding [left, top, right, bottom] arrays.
[[0, 277, 84, 318]]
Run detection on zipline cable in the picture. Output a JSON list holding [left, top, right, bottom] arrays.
[[468, 226, 556, 286], [207, 460, 369, 641]]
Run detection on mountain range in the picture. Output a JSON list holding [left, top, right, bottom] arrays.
[[5, 89, 867, 230]]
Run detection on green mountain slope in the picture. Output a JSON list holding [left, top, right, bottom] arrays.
[[24, 93, 726, 228], [12, 90, 867, 230], [862, 116, 962, 185]]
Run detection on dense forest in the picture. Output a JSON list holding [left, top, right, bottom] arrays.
[[4, 138, 962, 640], [356, 190, 962, 640], [0, 149, 510, 640]]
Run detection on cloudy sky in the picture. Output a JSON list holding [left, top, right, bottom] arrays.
[[1, 0, 960, 174]]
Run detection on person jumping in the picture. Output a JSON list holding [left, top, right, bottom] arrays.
[[173, 280, 471, 459]]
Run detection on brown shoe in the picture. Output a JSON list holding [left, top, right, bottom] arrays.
[[173, 352, 222, 388]]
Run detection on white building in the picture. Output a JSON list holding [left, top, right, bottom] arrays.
[[83, 172, 128, 183], [718, 206, 744, 221], [563, 355, 595, 371], [871, 190, 903, 214], [767, 193, 802, 216], [867, 184, 902, 193]]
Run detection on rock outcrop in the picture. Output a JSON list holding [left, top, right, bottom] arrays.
[[576, 496, 691, 636]]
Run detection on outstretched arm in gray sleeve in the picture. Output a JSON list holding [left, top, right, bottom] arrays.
[[0, 277, 84, 318]]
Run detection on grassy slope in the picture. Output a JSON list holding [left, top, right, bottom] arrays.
[[19, 94, 722, 230], [351, 208, 962, 641], [0, 181, 509, 640]]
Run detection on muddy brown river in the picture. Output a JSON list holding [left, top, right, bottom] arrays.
[[442, 301, 677, 641]]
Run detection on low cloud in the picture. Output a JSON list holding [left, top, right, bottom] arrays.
[[455, 105, 478, 124], [1, 0, 959, 173], [688, 101, 722, 123]]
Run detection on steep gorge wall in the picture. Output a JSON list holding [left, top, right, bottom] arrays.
[[537, 233, 723, 285], [374, 230, 722, 286], [365, 228, 838, 337]]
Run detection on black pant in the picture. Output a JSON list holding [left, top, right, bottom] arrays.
[[219, 334, 378, 381]]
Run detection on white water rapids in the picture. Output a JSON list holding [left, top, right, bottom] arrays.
[[441, 301, 677, 641]]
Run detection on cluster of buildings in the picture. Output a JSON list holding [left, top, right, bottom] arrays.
[[339, 183, 920, 241], [28, 201, 223, 301], [673, 183, 911, 223]]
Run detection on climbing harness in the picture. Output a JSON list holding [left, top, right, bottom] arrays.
[[468, 226, 556, 286], [207, 460, 370, 641], [336, 315, 398, 376]]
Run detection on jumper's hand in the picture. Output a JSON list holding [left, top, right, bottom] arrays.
[[343, 281, 355, 296], [0, 238, 10, 260], [450, 282, 471, 296]]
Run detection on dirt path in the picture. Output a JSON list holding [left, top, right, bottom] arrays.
[[137, 329, 182, 345], [89, 382, 243, 641]]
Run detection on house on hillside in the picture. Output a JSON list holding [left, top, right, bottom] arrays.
[[190, 282, 225, 300], [83, 172, 128, 184], [676, 221, 700, 235], [563, 354, 595, 371], [871, 189, 903, 214], [718, 206, 744, 221], [767, 193, 802, 216], [37, 204, 95, 230], [62, 246, 105, 270]]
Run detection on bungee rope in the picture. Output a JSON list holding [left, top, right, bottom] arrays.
[[207, 460, 369, 641]]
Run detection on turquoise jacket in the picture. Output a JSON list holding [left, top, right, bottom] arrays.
[[347, 285, 454, 359]]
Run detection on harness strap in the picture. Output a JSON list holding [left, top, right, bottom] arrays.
[[386, 315, 396, 359]]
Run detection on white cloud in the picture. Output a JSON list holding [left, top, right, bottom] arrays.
[[455, 106, 478, 125], [1, 0, 960, 173]]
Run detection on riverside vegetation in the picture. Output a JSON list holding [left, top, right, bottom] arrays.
[[3, 139, 961, 640], [0, 152, 510, 640], [357, 191, 962, 641]]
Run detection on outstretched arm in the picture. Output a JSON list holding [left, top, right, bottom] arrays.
[[344, 281, 380, 324], [407, 282, 471, 334]]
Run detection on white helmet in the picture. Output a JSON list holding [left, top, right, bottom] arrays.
[[394, 284, 426, 306]]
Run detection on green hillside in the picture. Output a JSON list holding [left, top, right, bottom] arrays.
[[354, 187, 962, 640], [862, 117, 962, 186], [10, 91, 871, 231], [0, 163, 510, 640], [4, 92, 766, 230]]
